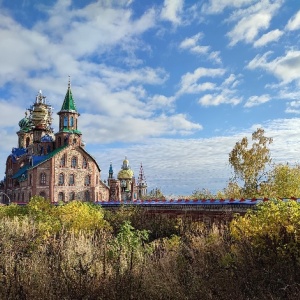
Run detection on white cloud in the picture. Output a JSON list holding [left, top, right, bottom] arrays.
[[286, 10, 300, 31], [160, 0, 184, 25], [179, 33, 202, 49], [177, 67, 225, 95], [247, 50, 300, 84], [226, 0, 283, 46], [244, 94, 271, 107], [80, 113, 202, 144], [202, 0, 256, 14], [285, 101, 300, 114], [179, 33, 221, 63], [253, 29, 283, 47], [147, 94, 176, 111], [198, 90, 242, 106]]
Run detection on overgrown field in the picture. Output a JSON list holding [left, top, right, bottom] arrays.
[[1, 196, 300, 300]]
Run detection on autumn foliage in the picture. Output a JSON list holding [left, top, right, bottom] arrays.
[[0, 196, 300, 299]]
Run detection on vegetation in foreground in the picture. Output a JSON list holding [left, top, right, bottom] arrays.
[[0, 196, 300, 300]]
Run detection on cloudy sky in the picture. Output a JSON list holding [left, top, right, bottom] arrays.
[[1, 0, 300, 197]]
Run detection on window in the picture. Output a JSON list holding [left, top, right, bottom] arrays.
[[58, 137, 62, 147], [71, 156, 77, 168], [28, 192, 31, 202], [29, 174, 32, 186], [70, 116, 74, 127], [58, 192, 64, 202], [82, 157, 88, 169], [60, 154, 66, 167], [40, 173, 46, 185], [64, 116, 68, 127], [84, 190, 90, 201], [69, 174, 75, 186], [22, 193, 24, 202], [59, 173, 64, 185], [26, 137, 30, 147], [70, 192, 75, 201], [40, 191, 46, 198], [85, 175, 91, 186]]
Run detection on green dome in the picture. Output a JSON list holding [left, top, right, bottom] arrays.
[[18, 114, 31, 132]]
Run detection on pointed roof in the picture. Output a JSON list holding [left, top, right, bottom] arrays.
[[59, 77, 78, 114]]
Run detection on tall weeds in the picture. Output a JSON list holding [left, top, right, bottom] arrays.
[[0, 206, 300, 299]]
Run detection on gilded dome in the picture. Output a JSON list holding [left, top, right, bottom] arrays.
[[118, 169, 134, 179]]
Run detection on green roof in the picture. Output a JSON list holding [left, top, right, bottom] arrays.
[[60, 86, 78, 113], [61, 128, 82, 134]]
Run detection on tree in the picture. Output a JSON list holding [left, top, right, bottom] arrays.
[[230, 199, 300, 259], [144, 188, 166, 200], [260, 164, 300, 198], [229, 128, 273, 197]]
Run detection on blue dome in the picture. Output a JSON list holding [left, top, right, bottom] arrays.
[[41, 134, 53, 142]]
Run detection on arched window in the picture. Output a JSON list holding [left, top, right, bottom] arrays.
[[58, 137, 62, 147], [59, 173, 64, 185], [84, 190, 90, 201], [60, 154, 66, 167], [28, 192, 31, 202], [58, 192, 64, 202], [26, 137, 30, 147], [64, 116, 68, 127], [70, 116, 74, 127], [85, 175, 91, 186], [82, 157, 88, 169], [40, 173, 46, 185], [71, 156, 77, 168], [69, 174, 75, 186], [70, 192, 75, 201]]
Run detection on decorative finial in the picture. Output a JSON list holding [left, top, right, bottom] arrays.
[[68, 75, 71, 88]]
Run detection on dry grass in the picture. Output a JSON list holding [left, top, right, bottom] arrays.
[[0, 212, 299, 299]]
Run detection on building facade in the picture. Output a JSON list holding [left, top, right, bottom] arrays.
[[0, 80, 147, 204]]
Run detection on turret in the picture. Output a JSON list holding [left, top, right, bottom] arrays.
[[55, 77, 82, 148]]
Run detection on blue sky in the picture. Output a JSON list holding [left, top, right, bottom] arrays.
[[1, 0, 300, 197]]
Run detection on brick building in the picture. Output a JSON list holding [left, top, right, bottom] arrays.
[[0, 80, 147, 203]]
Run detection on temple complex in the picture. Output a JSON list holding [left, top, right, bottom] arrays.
[[0, 80, 147, 203]]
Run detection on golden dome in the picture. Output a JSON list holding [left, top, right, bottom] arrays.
[[118, 169, 134, 179]]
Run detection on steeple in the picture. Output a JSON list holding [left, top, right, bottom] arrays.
[[137, 163, 147, 198], [55, 78, 82, 148], [59, 76, 78, 114], [109, 162, 114, 179]]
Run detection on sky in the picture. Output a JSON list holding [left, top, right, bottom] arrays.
[[1, 0, 300, 197]]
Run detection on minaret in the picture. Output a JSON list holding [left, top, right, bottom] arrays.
[[55, 77, 82, 148], [108, 162, 114, 179], [137, 163, 147, 198]]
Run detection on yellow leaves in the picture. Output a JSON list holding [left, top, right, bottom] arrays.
[[229, 128, 273, 197], [230, 199, 300, 257], [56, 201, 110, 234]]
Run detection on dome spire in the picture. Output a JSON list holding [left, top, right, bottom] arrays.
[[59, 77, 78, 113]]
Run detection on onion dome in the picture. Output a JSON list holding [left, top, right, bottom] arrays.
[[18, 111, 31, 132], [118, 169, 134, 179], [117, 156, 134, 179]]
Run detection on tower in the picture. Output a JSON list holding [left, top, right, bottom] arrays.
[[137, 163, 147, 198], [17, 90, 54, 155], [55, 77, 82, 148]]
